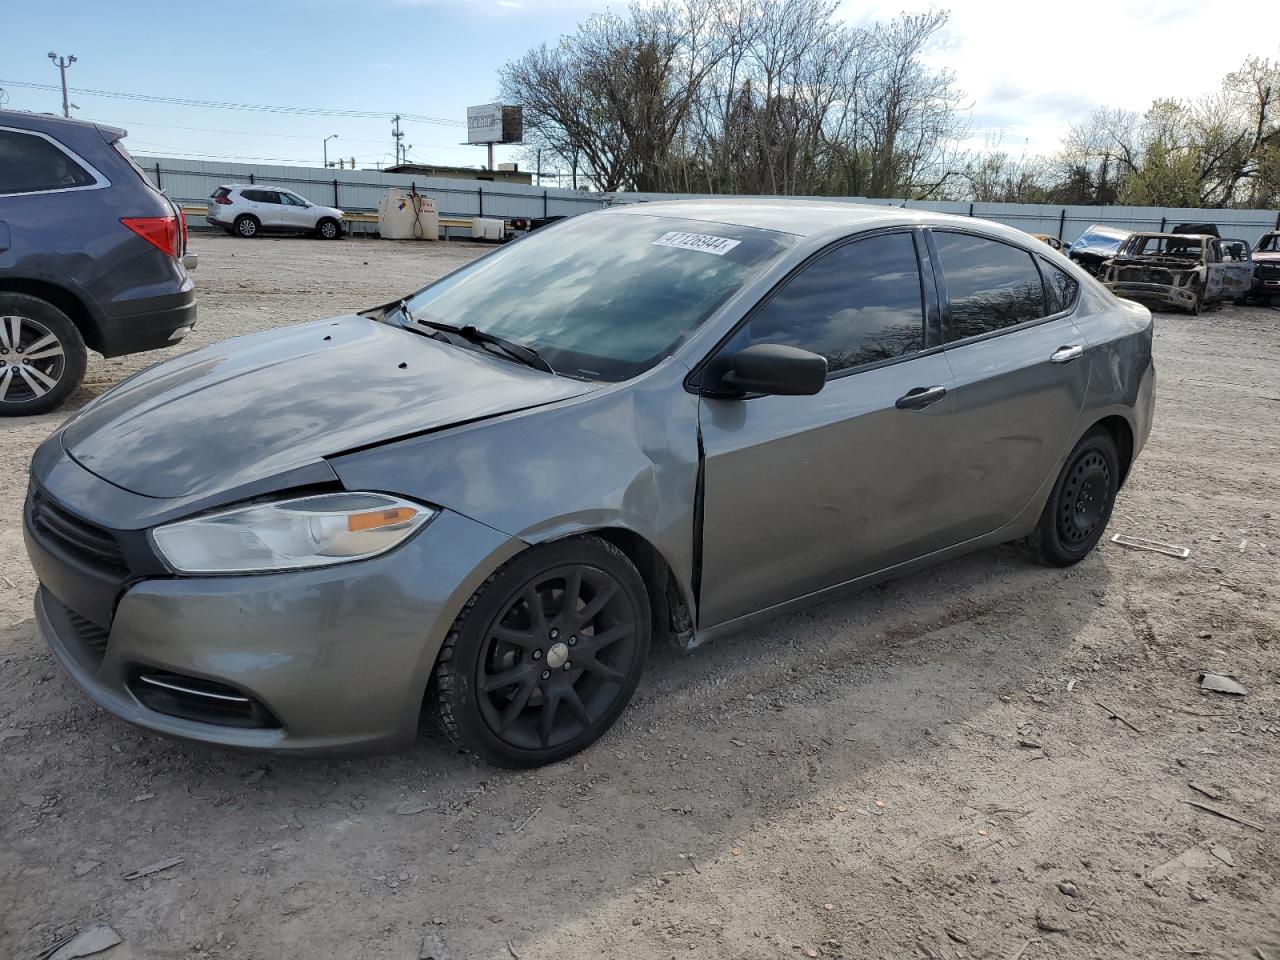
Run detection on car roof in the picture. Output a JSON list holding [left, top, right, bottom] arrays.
[[604, 198, 1017, 239], [1129, 232, 1209, 241], [0, 108, 126, 142]]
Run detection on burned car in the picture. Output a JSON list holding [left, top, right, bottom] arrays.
[[1253, 231, 1280, 302], [1066, 224, 1131, 276], [1102, 232, 1253, 314]]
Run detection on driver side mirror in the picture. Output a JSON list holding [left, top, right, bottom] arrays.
[[722, 343, 827, 396]]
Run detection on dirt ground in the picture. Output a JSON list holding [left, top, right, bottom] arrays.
[[2, 233, 1277, 960]]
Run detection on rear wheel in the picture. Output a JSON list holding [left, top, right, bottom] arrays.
[[433, 536, 651, 768], [233, 215, 260, 238], [0, 294, 87, 416], [1030, 428, 1119, 567], [316, 218, 341, 240]]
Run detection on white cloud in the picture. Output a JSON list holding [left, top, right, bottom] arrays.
[[844, 0, 1280, 155]]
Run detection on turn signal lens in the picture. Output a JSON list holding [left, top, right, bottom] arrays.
[[152, 493, 435, 574]]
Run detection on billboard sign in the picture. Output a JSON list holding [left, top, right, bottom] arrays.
[[467, 104, 503, 144], [467, 103, 523, 144]]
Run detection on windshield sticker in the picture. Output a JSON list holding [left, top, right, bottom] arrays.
[[652, 231, 741, 256]]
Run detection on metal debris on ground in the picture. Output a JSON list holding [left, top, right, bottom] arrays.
[[1188, 782, 1224, 801], [1200, 673, 1249, 696], [1184, 800, 1265, 832], [419, 930, 450, 960], [1109, 534, 1191, 558], [391, 799, 431, 816], [38, 923, 121, 960], [1095, 701, 1144, 733], [123, 856, 184, 880], [1209, 844, 1235, 867]]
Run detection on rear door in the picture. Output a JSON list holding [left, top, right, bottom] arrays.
[[928, 231, 1090, 541], [698, 229, 962, 627], [242, 189, 283, 228]]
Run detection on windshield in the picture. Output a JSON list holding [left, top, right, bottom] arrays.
[[401, 213, 795, 381], [1076, 231, 1125, 249], [1258, 233, 1280, 252]]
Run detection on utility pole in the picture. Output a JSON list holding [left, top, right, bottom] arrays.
[[391, 115, 405, 167], [47, 51, 77, 118], [323, 133, 338, 168]]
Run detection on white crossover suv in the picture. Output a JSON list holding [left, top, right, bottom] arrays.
[[206, 185, 344, 239]]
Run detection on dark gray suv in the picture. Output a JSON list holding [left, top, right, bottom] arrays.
[[0, 110, 197, 415]]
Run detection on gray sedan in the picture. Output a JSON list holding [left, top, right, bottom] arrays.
[[24, 201, 1155, 768]]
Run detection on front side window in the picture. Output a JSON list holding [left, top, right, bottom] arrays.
[[0, 130, 96, 195], [733, 231, 925, 375], [281, 192, 306, 206], [934, 232, 1046, 340], [402, 213, 795, 382]]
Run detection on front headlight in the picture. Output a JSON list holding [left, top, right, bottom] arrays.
[[152, 492, 435, 574]]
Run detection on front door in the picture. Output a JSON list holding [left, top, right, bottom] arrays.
[[279, 192, 314, 230], [928, 231, 1090, 541], [1219, 239, 1254, 300], [698, 230, 961, 628]]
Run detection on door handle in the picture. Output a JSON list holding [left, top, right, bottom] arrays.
[[1051, 344, 1084, 364], [895, 385, 947, 410]]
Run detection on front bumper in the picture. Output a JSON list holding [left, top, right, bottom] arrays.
[[1104, 281, 1197, 310], [25, 465, 522, 754]]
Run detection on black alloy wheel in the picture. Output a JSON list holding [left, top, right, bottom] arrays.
[[1031, 427, 1120, 567], [434, 536, 650, 768]]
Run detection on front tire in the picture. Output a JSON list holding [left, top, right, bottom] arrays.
[[0, 294, 87, 417], [316, 218, 341, 240], [233, 215, 260, 238], [1030, 428, 1120, 567], [433, 536, 651, 768]]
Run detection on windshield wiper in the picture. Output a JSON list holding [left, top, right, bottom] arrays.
[[414, 318, 555, 375]]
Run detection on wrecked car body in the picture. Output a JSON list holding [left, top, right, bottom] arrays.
[[1102, 232, 1253, 314], [1253, 231, 1280, 302], [1067, 224, 1131, 276]]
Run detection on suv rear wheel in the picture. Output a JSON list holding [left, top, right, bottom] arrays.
[[233, 215, 260, 238], [0, 293, 87, 416]]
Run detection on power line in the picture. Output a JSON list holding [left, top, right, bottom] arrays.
[[114, 119, 392, 145], [0, 78, 467, 127]]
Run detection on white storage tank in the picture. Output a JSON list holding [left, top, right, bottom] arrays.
[[471, 217, 504, 242], [378, 188, 439, 240]]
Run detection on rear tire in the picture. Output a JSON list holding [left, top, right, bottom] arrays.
[[0, 294, 87, 417], [233, 215, 260, 238], [1030, 427, 1120, 567], [433, 535, 651, 769], [316, 218, 341, 240]]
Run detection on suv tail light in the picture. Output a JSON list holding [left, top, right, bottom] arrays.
[[121, 216, 180, 258], [213, 195, 233, 204]]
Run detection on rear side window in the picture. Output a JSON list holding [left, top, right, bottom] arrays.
[[0, 130, 96, 195], [241, 189, 266, 202], [740, 231, 925, 375], [934, 232, 1046, 340], [1039, 258, 1079, 315], [211, 187, 231, 200]]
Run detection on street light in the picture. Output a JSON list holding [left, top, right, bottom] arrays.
[[324, 134, 338, 168], [47, 51, 77, 118]]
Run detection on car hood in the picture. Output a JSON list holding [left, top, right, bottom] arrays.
[[62, 315, 596, 499], [1253, 250, 1280, 263]]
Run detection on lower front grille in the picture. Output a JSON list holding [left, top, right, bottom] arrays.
[[29, 488, 128, 574], [44, 592, 111, 671], [128, 668, 281, 729]]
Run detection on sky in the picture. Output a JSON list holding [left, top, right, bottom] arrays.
[[1, 0, 1276, 180]]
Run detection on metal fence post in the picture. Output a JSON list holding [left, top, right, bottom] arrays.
[[1160, 216, 1167, 232], [1057, 208, 1066, 241], [333, 179, 339, 207], [154, 162, 162, 190], [543, 190, 548, 219], [478, 187, 483, 217], [249, 173, 255, 184], [968, 202, 974, 217]]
